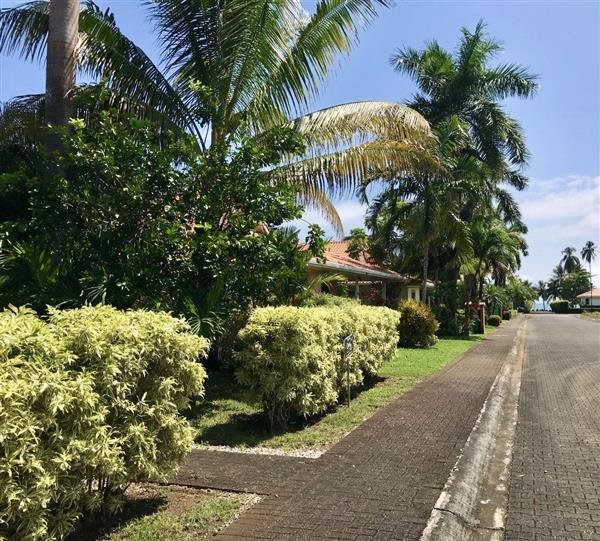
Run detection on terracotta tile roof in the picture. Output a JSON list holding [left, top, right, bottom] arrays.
[[301, 240, 399, 277], [577, 288, 600, 297]]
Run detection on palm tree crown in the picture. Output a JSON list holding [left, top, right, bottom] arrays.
[[561, 246, 581, 273]]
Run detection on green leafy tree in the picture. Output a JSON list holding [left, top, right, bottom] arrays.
[[0, 0, 434, 232], [0, 112, 308, 332], [559, 271, 591, 305], [346, 227, 369, 260]]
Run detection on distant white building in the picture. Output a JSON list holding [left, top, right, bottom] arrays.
[[577, 288, 600, 308]]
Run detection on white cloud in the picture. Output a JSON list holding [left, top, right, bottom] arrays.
[[516, 174, 600, 283]]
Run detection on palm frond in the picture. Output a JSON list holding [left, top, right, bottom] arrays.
[[0, 1, 49, 63], [247, 0, 390, 129], [289, 100, 433, 149], [276, 139, 442, 199], [294, 184, 344, 237]]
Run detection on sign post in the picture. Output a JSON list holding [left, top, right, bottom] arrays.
[[343, 335, 354, 407]]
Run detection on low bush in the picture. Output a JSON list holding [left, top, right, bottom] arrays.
[[503, 311, 511, 320], [0, 305, 208, 540], [550, 300, 569, 313], [397, 300, 439, 347], [235, 305, 399, 429], [487, 315, 502, 327], [301, 292, 359, 307]]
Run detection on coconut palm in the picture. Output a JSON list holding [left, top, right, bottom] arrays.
[[0, 0, 435, 234], [45, 0, 79, 135], [561, 246, 581, 273], [581, 240, 597, 304], [372, 21, 536, 304], [536, 280, 549, 310]]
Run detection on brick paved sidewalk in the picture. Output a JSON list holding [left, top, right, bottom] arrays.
[[505, 314, 600, 541], [199, 319, 524, 540], [173, 449, 313, 495]]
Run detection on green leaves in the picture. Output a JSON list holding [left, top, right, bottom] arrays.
[[0, 305, 208, 540], [235, 304, 399, 430]]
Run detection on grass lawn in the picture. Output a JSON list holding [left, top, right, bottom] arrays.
[[189, 332, 493, 452], [69, 485, 256, 541], [581, 311, 600, 320]]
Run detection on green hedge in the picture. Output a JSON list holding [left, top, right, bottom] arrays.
[[487, 314, 502, 327], [235, 305, 399, 429], [550, 300, 569, 313], [0, 306, 208, 541], [502, 309, 519, 320], [398, 300, 439, 347]]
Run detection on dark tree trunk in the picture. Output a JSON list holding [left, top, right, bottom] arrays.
[[421, 242, 429, 304], [45, 0, 79, 150]]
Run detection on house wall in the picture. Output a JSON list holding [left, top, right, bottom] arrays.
[[400, 286, 421, 302], [579, 296, 600, 307]]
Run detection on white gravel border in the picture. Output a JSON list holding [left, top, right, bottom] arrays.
[[193, 443, 323, 459]]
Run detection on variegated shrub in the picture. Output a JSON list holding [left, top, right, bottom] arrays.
[[0, 306, 208, 540]]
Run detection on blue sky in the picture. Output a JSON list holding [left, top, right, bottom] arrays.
[[0, 0, 598, 283]]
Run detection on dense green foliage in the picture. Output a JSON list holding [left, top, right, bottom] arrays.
[[398, 299, 439, 347], [487, 314, 502, 326], [0, 114, 310, 337], [362, 22, 536, 328], [550, 300, 569, 313], [0, 306, 207, 540], [235, 305, 399, 429]]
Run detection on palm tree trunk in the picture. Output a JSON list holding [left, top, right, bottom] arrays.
[[590, 261, 593, 307], [45, 0, 79, 150], [421, 242, 429, 304]]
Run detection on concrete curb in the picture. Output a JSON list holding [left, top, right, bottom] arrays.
[[420, 317, 528, 541]]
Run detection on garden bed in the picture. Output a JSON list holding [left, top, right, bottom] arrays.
[[68, 485, 257, 541], [189, 334, 491, 452]]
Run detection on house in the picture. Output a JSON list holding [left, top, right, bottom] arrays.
[[576, 288, 600, 308], [304, 240, 434, 304]]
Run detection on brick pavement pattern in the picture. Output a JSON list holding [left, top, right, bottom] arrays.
[[173, 449, 312, 495], [211, 320, 523, 540], [505, 314, 600, 541]]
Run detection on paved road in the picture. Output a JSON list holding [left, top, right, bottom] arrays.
[[505, 314, 600, 541], [214, 321, 523, 540]]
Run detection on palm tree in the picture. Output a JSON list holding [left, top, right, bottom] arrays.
[[45, 0, 79, 135], [382, 21, 536, 298], [0, 0, 434, 233], [561, 246, 581, 273], [581, 240, 597, 305], [391, 20, 537, 174], [536, 280, 549, 310], [469, 216, 527, 301]]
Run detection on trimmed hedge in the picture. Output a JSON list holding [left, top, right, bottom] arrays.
[[398, 300, 439, 347], [502, 309, 519, 320], [235, 305, 399, 429], [487, 314, 502, 327], [0, 306, 208, 541], [550, 300, 569, 313]]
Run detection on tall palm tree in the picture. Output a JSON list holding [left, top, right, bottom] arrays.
[[536, 280, 548, 310], [561, 246, 581, 273], [581, 240, 597, 304], [377, 21, 536, 298], [45, 0, 79, 134], [0, 0, 435, 233], [391, 20, 537, 174]]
